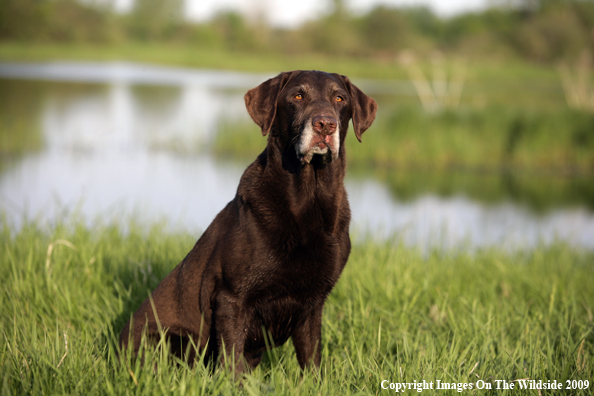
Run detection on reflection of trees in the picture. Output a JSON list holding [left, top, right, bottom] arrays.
[[130, 85, 182, 138], [131, 85, 181, 119], [0, 80, 44, 173], [355, 167, 594, 213]]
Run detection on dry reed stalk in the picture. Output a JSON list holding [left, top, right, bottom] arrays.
[[559, 50, 594, 112], [400, 51, 467, 112]]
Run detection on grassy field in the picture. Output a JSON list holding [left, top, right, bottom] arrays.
[[0, 42, 564, 82], [1, 218, 592, 395], [0, 42, 407, 79]]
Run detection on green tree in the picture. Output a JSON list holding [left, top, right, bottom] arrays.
[[210, 11, 256, 50], [128, 0, 183, 40], [359, 6, 411, 51], [0, 0, 117, 42], [0, 0, 48, 40], [299, 0, 362, 55], [513, 5, 589, 61]]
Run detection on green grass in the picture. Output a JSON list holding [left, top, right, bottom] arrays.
[[0, 41, 565, 83], [1, 217, 593, 395], [0, 42, 410, 80]]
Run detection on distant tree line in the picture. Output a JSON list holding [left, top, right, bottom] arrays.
[[1, 0, 593, 63]]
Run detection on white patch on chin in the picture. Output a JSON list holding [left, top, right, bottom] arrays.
[[296, 122, 340, 164]]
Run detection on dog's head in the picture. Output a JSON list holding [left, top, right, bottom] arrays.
[[244, 70, 377, 165]]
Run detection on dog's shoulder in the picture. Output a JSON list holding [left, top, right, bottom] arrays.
[[236, 150, 266, 193]]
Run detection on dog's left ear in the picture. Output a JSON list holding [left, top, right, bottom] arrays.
[[341, 76, 378, 142], [244, 72, 294, 136]]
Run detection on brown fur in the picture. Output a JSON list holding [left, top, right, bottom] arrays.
[[119, 70, 377, 373]]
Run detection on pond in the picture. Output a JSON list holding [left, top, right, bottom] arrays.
[[1, 61, 593, 251]]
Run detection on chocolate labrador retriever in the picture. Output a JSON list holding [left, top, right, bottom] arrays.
[[119, 70, 377, 373]]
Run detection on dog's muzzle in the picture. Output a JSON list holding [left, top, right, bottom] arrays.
[[297, 116, 340, 164]]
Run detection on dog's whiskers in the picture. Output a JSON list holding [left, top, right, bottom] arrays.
[[289, 133, 301, 147]]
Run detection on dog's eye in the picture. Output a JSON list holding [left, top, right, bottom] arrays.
[[335, 96, 344, 102], [294, 94, 303, 100]]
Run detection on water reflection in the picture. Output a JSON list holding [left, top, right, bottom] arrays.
[[0, 62, 593, 250], [39, 81, 249, 153], [359, 168, 594, 213], [350, 180, 594, 249]]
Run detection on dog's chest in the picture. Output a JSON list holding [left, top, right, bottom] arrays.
[[244, 291, 311, 350], [270, 237, 342, 294], [246, 253, 336, 308]]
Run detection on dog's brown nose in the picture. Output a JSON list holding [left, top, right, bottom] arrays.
[[312, 116, 337, 135]]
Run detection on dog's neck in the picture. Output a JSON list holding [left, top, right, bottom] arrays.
[[249, 141, 346, 236], [236, 137, 349, 240], [270, 136, 346, 186]]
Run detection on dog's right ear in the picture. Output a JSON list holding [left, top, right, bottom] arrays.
[[244, 72, 293, 136]]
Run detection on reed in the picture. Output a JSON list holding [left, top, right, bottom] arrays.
[[559, 51, 594, 112], [399, 51, 467, 112]]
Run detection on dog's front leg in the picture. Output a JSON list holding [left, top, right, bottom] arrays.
[[292, 305, 323, 370], [214, 296, 248, 377]]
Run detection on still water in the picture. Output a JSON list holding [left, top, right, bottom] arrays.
[[1, 62, 593, 250]]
